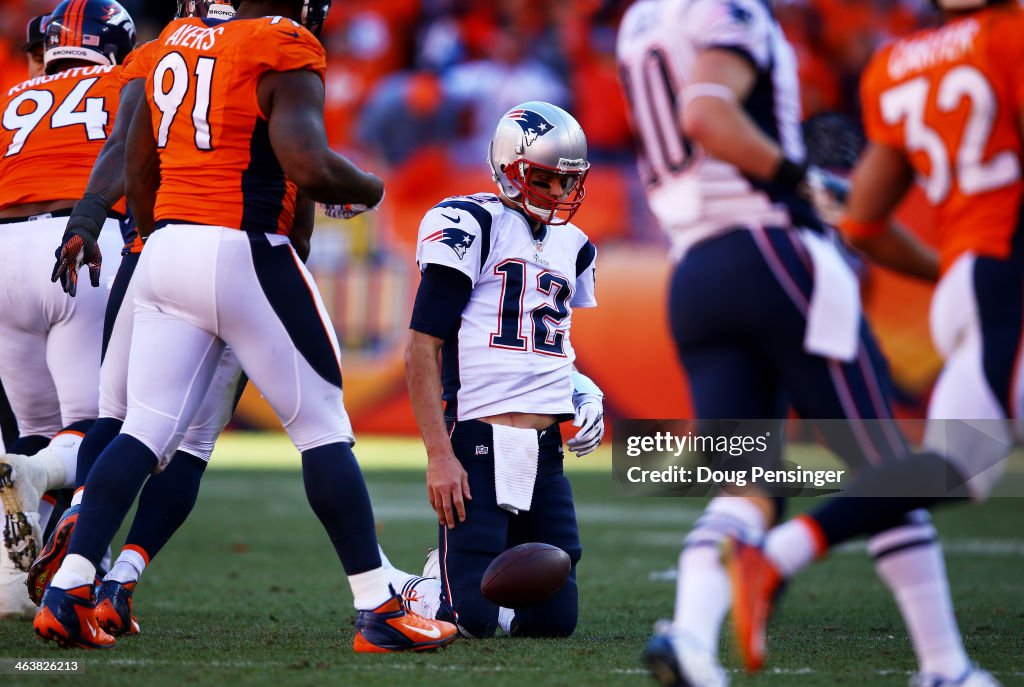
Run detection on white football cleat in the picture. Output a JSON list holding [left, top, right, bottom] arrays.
[[0, 454, 46, 571], [0, 508, 36, 618], [422, 548, 439, 578], [910, 665, 1002, 687]]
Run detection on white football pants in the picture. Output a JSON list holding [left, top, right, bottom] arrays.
[[100, 253, 243, 462], [123, 225, 354, 469], [0, 216, 120, 438]]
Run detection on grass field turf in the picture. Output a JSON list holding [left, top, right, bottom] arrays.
[[1, 433, 1021, 686]]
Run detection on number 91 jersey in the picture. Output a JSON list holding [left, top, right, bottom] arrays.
[[860, 4, 1024, 273], [145, 17, 326, 234], [0, 65, 122, 211], [416, 194, 598, 422]]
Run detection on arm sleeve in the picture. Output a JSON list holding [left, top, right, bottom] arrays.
[[415, 202, 488, 285], [687, 0, 772, 69], [409, 264, 474, 340], [571, 240, 598, 308]]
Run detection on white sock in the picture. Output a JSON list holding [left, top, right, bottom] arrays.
[[50, 553, 95, 590], [377, 545, 419, 592], [347, 566, 393, 610], [498, 606, 515, 634], [106, 547, 147, 584], [673, 496, 767, 652], [70, 488, 84, 508], [402, 576, 442, 619], [764, 514, 825, 577], [869, 513, 970, 679], [45, 432, 83, 490], [38, 497, 55, 534]]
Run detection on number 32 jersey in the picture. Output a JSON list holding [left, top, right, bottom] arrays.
[[859, 4, 1024, 272], [416, 194, 598, 421], [145, 17, 326, 234], [0, 65, 122, 211]]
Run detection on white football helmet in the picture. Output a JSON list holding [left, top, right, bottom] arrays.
[[487, 101, 590, 226]]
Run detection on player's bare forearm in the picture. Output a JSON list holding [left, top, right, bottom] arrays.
[[404, 331, 452, 458], [84, 79, 144, 205], [291, 191, 314, 263], [261, 69, 384, 207], [850, 223, 939, 283], [843, 143, 936, 280], [681, 49, 782, 180], [405, 330, 471, 527], [125, 97, 160, 237]]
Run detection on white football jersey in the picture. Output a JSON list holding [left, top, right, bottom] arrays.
[[415, 193, 597, 421], [617, 0, 812, 256]]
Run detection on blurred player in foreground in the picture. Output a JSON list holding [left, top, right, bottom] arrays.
[[404, 102, 604, 638], [616, 1, 986, 685], [33, 0, 457, 652], [727, 1, 1022, 685]]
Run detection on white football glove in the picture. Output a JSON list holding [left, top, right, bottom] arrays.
[[319, 190, 384, 220], [567, 397, 604, 457], [804, 166, 849, 227]]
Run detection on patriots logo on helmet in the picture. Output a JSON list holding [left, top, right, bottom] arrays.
[[422, 227, 476, 260], [506, 109, 556, 147]]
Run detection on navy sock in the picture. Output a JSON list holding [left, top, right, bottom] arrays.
[[75, 417, 124, 487], [301, 442, 380, 575], [809, 452, 969, 547], [124, 450, 207, 560], [61, 419, 94, 437], [67, 435, 158, 566], [10, 434, 49, 456]]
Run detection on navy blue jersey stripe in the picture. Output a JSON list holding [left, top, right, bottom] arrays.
[[240, 119, 287, 234], [576, 241, 597, 277], [435, 200, 492, 273], [101, 251, 141, 362], [249, 233, 342, 389]]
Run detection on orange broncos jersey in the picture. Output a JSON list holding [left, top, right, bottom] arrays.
[[859, 4, 1024, 273], [145, 17, 325, 234], [0, 64, 122, 212], [120, 40, 159, 87]]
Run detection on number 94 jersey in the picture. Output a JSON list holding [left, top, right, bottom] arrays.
[[860, 4, 1024, 272], [145, 17, 326, 234], [416, 194, 598, 422], [0, 65, 122, 211]]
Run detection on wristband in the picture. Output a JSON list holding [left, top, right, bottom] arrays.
[[770, 158, 807, 190], [838, 215, 887, 239], [571, 370, 603, 405]]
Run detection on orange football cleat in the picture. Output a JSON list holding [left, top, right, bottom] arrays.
[[353, 590, 457, 653], [27, 504, 78, 605], [94, 579, 140, 636], [722, 535, 784, 673], [34, 583, 115, 649]]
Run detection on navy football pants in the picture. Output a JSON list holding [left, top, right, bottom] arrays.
[[670, 227, 909, 473], [437, 419, 581, 638]]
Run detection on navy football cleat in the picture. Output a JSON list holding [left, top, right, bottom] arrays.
[[94, 579, 140, 636]]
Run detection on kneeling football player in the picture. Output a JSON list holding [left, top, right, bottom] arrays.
[[405, 102, 605, 638]]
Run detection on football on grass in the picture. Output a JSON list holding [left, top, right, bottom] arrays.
[[480, 543, 571, 607]]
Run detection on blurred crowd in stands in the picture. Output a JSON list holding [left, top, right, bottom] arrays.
[[1, 0, 941, 208]]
